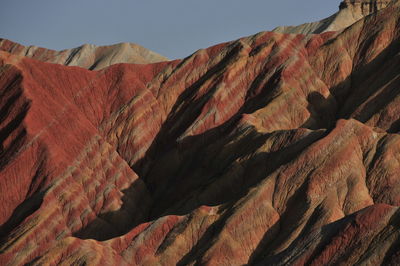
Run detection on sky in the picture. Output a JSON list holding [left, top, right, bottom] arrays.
[[0, 1, 339, 60]]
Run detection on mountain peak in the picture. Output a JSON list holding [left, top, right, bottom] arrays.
[[0, 39, 168, 70], [273, 0, 392, 34]]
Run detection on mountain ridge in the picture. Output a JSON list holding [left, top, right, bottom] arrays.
[[0, 38, 168, 70], [273, 0, 392, 34]]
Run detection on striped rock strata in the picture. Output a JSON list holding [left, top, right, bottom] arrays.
[[1, 1, 400, 265]]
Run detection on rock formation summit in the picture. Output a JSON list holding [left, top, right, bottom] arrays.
[[0, 39, 168, 70], [273, 0, 391, 34], [1, 1, 400, 265]]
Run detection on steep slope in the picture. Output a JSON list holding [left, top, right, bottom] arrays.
[[273, 0, 391, 34], [0, 39, 168, 70], [1, 1, 400, 265]]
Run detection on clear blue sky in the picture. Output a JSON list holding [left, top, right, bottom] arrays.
[[0, 0, 339, 59]]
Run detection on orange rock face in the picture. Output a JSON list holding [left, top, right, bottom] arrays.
[[1, 2, 400, 265]]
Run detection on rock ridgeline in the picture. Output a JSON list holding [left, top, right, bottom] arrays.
[[339, 0, 391, 15], [0, 39, 168, 70], [273, 0, 392, 34]]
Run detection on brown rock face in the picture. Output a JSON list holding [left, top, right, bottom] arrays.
[[1, 1, 400, 265]]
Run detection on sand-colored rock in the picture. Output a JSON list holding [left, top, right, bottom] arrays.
[[273, 0, 391, 34], [0, 39, 168, 70]]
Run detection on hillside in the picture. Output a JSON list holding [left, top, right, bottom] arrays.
[[1, 0, 400, 265]]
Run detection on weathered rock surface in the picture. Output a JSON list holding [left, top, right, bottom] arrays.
[[1, 1, 400, 265], [273, 0, 391, 34], [0, 40, 168, 70]]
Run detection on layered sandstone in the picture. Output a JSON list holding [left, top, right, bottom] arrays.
[[1, 1, 400, 265]]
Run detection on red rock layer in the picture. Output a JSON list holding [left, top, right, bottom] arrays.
[[1, 1, 400, 265]]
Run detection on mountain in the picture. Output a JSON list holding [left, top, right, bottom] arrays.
[[1, 1, 400, 265], [0, 39, 168, 70], [273, 0, 391, 34]]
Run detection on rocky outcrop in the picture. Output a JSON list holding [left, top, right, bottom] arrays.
[[273, 0, 391, 34], [339, 0, 391, 15], [0, 39, 168, 70], [1, 1, 400, 265]]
